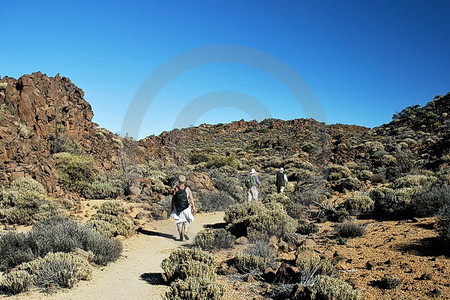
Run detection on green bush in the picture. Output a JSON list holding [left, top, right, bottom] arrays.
[[53, 152, 98, 191], [194, 229, 236, 251], [197, 190, 236, 212], [224, 202, 297, 241], [335, 222, 366, 238], [97, 201, 130, 216], [0, 217, 122, 270], [234, 242, 276, 273], [297, 223, 319, 235], [326, 165, 352, 181], [161, 248, 215, 282], [0, 270, 34, 295], [377, 274, 401, 289], [81, 179, 124, 199], [412, 185, 450, 217], [312, 275, 360, 300], [344, 193, 374, 215], [87, 214, 134, 238], [19, 252, 92, 290], [295, 256, 334, 286], [50, 135, 82, 154], [370, 187, 411, 216], [438, 205, 450, 245], [164, 277, 225, 300], [392, 174, 437, 189], [0, 178, 65, 225]]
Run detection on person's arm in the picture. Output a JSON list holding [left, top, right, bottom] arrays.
[[284, 174, 288, 184], [171, 186, 178, 208], [254, 175, 262, 187], [187, 187, 196, 213]]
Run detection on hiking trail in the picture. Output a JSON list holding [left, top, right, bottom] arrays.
[[6, 212, 225, 300]]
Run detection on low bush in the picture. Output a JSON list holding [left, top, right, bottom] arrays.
[[393, 174, 437, 189], [297, 223, 319, 235], [370, 187, 410, 216], [197, 190, 236, 212], [326, 165, 352, 181], [0, 178, 65, 225], [331, 177, 364, 193], [438, 205, 450, 245], [81, 179, 124, 199], [87, 201, 134, 238], [164, 277, 225, 300], [53, 152, 98, 192], [19, 252, 92, 290], [225, 202, 296, 241], [335, 222, 366, 238], [312, 275, 360, 300], [0, 217, 122, 270], [0, 270, 34, 295], [234, 242, 277, 274], [295, 256, 334, 286], [161, 248, 215, 282], [50, 135, 82, 154], [411, 185, 450, 217], [344, 193, 374, 215], [194, 229, 236, 251]]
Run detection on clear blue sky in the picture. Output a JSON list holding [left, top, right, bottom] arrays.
[[1, 0, 449, 139]]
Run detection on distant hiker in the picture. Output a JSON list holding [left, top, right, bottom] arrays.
[[276, 167, 289, 194], [246, 168, 262, 202], [170, 175, 196, 241]]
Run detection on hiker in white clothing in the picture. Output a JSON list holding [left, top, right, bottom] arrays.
[[245, 168, 262, 202]]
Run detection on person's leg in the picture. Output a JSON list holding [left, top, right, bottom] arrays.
[[182, 221, 190, 240], [276, 185, 281, 193], [176, 222, 184, 241], [280, 186, 285, 194], [252, 186, 259, 202], [248, 189, 252, 202]]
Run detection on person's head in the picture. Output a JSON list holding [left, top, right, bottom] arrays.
[[279, 167, 284, 173], [250, 168, 256, 174], [178, 175, 186, 185]]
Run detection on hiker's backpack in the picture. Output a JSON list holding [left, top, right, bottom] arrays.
[[244, 175, 254, 188], [174, 187, 189, 212]]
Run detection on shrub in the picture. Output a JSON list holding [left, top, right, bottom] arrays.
[[393, 174, 437, 189], [412, 186, 450, 217], [264, 193, 291, 207], [344, 193, 374, 215], [19, 252, 92, 289], [224, 202, 297, 241], [326, 165, 352, 181], [194, 229, 236, 251], [377, 274, 401, 289], [209, 169, 244, 202], [164, 277, 225, 300], [50, 135, 82, 154], [81, 179, 124, 199], [370, 187, 408, 216], [331, 177, 364, 193], [0, 232, 37, 271], [296, 256, 334, 286], [357, 169, 373, 181], [312, 275, 360, 300], [0, 180, 64, 225], [30, 217, 122, 266], [234, 242, 276, 273], [161, 248, 215, 282], [87, 214, 134, 238], [53, 152, 98, 191], [197, 190, 236, 212], [97, 201, 129, 216], [438, 205, 450, 245], [0, 270, 34, 295], [336, 222, 366, 238], [10, 177, 46, 195], [297, 223, 319, 235]]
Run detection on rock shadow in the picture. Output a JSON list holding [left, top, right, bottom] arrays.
[[140, 273, 166, 285], [395, 237, 448, 257], [204, 222, 227, 229]]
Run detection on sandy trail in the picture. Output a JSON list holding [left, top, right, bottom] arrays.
[[5, 212, 225, 300]]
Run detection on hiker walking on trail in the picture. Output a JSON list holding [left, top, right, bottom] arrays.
[[276, 167, 289, 194], [170, 175, 196, 241], [246, 168, 262, 202]]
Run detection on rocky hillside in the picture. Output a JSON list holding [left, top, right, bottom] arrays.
[[0, 72, 449, 198]]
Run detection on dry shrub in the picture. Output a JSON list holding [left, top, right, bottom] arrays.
[[164, 277, 225, 300], [194, 229, 236, 251], [312, 275, 360, 300]]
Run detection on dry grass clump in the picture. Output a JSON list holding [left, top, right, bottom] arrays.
[[0, 270, 34, 295], [312, 275, 360, 300], [344, 192, 374, 215], [194, 229, 236, 251], [0, 177, 65, 225], [161, 248, 224, 300], [335, 222, 366, 238], [81, 179, 124, 199], [295, 256, 334, 286], [224, 202, 296, 241], [87, 201, 134, 237], [234, 241, 277, 274]]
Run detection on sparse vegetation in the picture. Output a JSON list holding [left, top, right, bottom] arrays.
[[87, 201, 134, 237], [312, 275, 361, 300], [234, 241, 277, 274], [54, 152, 98, 192], [194, 229, 236, 251], [336, 222, 366, 238]]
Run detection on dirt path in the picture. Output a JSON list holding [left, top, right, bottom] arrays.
[[5, 212, 225, 300]]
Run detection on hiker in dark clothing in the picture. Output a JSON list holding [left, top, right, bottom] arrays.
[[170, 175, 196, 241], [276, 167, 288, 194]]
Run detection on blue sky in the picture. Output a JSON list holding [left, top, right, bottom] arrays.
[[1, 1, 449, 139]]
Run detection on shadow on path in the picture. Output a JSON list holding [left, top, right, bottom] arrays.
[[136, 228, 177, 240], [140, 273, 166, 286], [204, 222, 227, 229]]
